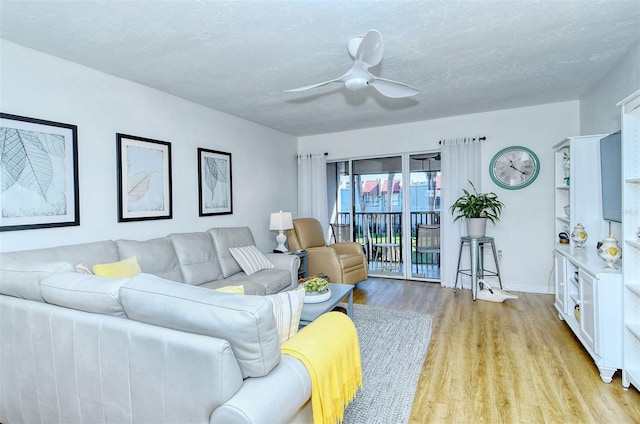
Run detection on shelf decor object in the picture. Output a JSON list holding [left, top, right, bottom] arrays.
[[570, 223, 588, 248], [617, 89, 640, 392], [0, 113, 79, 231], [562, 152, 570, 184], [598, 234, 622, 269]]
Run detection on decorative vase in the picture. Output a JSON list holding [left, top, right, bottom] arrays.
[[570, 223, 588, 248], [598, 234, 622, 269], [466, 218, 487, 238]]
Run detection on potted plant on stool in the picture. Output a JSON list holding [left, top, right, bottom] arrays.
[[450, 181, 504, 237]]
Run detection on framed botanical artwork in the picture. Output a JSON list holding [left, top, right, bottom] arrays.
[[0, 113, 80, 231], [198, 148, 232, 216], [117, 133, 172, 222]]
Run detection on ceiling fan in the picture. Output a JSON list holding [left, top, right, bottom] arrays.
[[285, 29, 420, 99]]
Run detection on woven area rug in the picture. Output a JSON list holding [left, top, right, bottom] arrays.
[[342, 304, 433, 424]]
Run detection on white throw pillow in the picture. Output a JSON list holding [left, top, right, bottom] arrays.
[[229, 245, 274, 276], [75, 263, 94, 275], [265, 287, 306, 344]]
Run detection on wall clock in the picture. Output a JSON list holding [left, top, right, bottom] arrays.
[[489, 146, 540, 190]]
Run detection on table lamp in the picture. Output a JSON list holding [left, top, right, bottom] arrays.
[[270, 211, 293, 252]]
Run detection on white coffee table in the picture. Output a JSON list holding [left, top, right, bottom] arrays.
[[299, 283, 354, 327]]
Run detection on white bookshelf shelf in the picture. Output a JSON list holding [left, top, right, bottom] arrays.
[[618, 89, 640, 392]]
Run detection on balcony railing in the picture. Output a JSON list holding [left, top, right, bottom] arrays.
[[334, 211, 440, 267]]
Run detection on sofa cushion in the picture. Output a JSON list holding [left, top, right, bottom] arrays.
[[169, 232, 224, 285], [208, 227, 256, 278], [0, 256, 74, 302], [40, 272, 128, 318], [93, 256, 142, 278], [119, 273, 281, 379], [224, 268, 293, 295], [265, 287, 306, 344], [116, 237, 184, 282], [229, 245, 274, 276], [0, 241, 120, 270]]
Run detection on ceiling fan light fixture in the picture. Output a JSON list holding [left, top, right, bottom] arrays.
[[285, 29, 419, 99], [344, 78, 369, 91]]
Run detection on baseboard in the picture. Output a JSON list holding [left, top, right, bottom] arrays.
[[503, 283, 554, 294]]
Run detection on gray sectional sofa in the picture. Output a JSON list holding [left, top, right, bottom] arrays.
[[0, 226, 314, 423]]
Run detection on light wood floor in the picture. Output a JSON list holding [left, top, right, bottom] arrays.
[[352, 278, 640, 423]]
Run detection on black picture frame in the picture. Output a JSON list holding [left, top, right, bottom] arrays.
[[0, 113, 80, 231], [198, 148, 233, 216], [117, 133, 173, 222]]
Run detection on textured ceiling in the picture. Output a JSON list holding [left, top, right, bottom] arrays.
[[1, 0, 639, 136]]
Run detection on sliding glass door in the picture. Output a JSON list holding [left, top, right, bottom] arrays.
[[351, 156, 404, 277], [408, 153, 441, 281], [327, 152, 441, 281]]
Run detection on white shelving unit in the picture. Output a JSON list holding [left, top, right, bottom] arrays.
[[618, 89, 640, 392], [553, 133, 624, 384], [553, 135, 607, 245]]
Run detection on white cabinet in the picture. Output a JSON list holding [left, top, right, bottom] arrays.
[[554, 250, 566, 315], [554, 246, 623, 383], [553, 135, 607, 244], [578, 269, 597, 353], [618, 89, 640, 391]]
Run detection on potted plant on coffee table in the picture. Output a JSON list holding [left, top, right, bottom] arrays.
[[450, 181, 504, 237], [301, 276, 331, 303]]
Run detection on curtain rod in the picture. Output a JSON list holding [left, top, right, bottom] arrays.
[[438, 136, 486, 145]]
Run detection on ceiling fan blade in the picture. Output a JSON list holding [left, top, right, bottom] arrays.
[[355, 29, 384, 68], [285, 77, 341, 92], [369, 77, 420, 98]]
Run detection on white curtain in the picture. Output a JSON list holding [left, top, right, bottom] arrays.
[[297, 154, 329, 239], [440, 138, 482, 288]]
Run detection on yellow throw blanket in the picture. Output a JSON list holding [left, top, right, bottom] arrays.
[[282, 312, 362, 424]]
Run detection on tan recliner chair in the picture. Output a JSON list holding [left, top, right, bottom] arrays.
[[287, 218, 368, 285]]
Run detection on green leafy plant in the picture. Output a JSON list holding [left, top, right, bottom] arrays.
[[303, 277, 329, 293], [449, 181, 504, 224]]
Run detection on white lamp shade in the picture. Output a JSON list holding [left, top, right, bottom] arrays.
[[269, 211, 293, 231]]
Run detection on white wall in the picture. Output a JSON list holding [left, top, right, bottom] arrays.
[[0, 40, 298, 252], [580, 41, 640, 135], [299, 101, 581, 293], [579, 42, 640, 240]]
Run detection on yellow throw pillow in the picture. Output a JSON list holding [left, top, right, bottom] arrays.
[[215, 285, 245, 294], [93, 256, 142, 278]]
